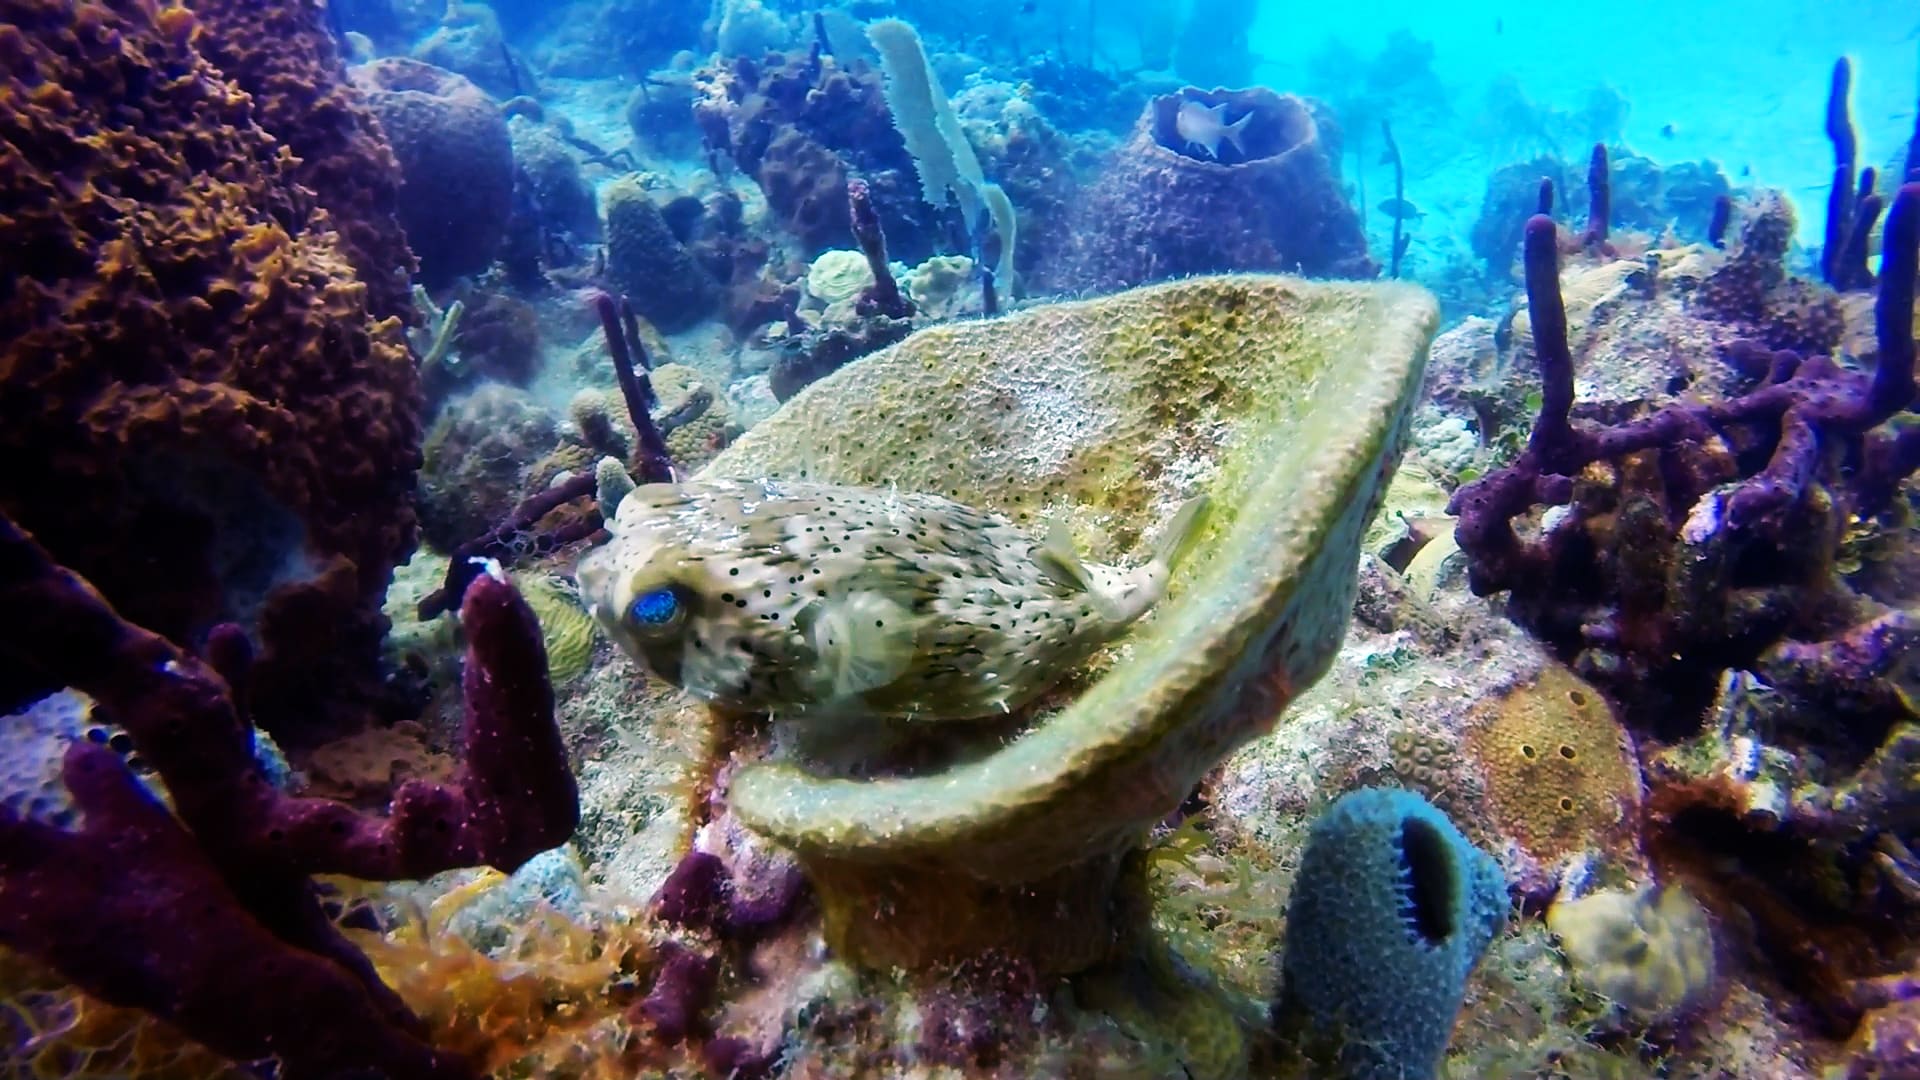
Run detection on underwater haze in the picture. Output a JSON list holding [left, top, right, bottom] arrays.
[[3, 0, 1920, 1077]]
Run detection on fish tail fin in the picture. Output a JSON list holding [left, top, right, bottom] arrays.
[[1223, 112, 1254, 155], [1150, 494, 1212, 574], [807, 591, 918, 700]]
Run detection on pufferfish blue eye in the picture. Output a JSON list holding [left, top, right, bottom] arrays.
[[628, 587, 683, 628]]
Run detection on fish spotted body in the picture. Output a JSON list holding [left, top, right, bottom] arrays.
[[575, 478, 1207, 722], [1175, 100, 1253, 161]]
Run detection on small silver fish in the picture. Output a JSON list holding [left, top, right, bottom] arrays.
[[1176, 100, 1253, 161], [575, 478, 1209, 722], [1376, 197, 1425, 220]]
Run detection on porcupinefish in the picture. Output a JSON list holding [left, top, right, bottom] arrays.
[[574, 478, 1210, 721]]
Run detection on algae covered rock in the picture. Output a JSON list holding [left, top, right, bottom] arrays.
[[699, 273, 1438, 972]]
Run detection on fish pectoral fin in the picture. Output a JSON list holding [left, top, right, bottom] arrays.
[[1151, 494, 1212, 572], [807, 592, 919, 698], [1034, 519, 1097, 594]]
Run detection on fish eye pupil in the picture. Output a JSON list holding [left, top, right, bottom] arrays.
[[629, 588, 680, 626]]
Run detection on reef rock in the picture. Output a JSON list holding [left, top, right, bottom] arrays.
[[693, 50, 940, 261], [1069, 87, 1375, 292]]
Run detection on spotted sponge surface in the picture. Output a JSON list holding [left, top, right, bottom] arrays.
[[1280, 787, 1507, 1080]]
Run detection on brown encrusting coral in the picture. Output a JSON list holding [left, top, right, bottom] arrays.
[[186, 0, 418, 323], [0, 0, 421, 732]]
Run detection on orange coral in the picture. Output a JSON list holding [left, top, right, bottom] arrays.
[[0, 0, 420, 709], [1465, 663, 1643, 864], [345, 878, 655, 1078], [185, 0, 417, 324]]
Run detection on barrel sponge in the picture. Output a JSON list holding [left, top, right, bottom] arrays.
[[1279, 787, 1507, 1080]]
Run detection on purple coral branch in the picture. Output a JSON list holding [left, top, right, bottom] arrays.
[[594, 291, 675, 484], [1581, 143, 1613, 256], [417, 471, 602, 620], [0, 514, 580, 1079], [0, 742, 470, 1080], [1836, 169, 1883, 291], [1822, 57, 1859, 287], [847, 177, 913, 319]]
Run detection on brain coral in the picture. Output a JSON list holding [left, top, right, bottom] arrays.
[[696, 273, 1437, 971], [349, 58, 514, 287], [1465, 663, 1643, 867], [0, 0, 421, 713]]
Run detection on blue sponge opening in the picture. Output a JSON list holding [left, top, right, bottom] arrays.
[[1399, 816, 1459, 945]]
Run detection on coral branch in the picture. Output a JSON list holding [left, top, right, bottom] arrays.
[[1837, 170, 1883, 291], [1450, 183, 1920, 597], [1382, 120, 1408, 280], [594, 291, 676, 484], [417, 472, 602, 620], [1581, 142, 1613, 255], [0, 743, 470, 1080], [848, 177, 913, 319], [1522, 215, 1576, 464], [1875, 183, 1920, 413], [1822, 57, 1858, 286]]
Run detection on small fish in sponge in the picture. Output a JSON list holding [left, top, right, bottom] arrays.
[[576, 477, 1208, 721]]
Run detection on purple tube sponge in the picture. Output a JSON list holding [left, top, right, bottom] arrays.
[[848, 177, 913, 319], [1452, 184, 1920, 595], [1581, 143, 1613, 256], [1822, 57, 1860, 287], [0, 512, 581, 1079]]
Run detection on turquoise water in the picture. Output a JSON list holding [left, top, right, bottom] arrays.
[[1242, 1, 1916, 246]]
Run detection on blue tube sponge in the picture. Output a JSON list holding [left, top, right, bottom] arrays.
[[1279, 787, 1508, 1080]]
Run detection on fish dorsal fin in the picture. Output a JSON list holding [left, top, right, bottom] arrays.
[[1151, 495, 1212, 572], [806, 591, 918, 700], [1034, 518, 1097, 594]]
